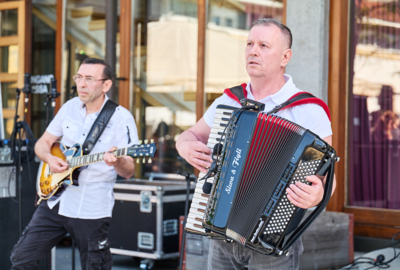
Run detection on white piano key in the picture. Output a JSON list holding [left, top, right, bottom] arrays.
[[188, 209, 206, 220], [186, 216, 203, 226], [191, 201, 207, 211], [186, 106, 235, 235]]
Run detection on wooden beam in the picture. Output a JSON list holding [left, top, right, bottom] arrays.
[[17, 1, 25, 119], [353, 223, 400, 239], [196, 0, 206, 122], [118, 0, 131, 110], [88, 19, 106, 31], [326, 0, 349, 213], [0, 1, 20, 10], [356, 45, 400, 61], [345, 206, 400, 227], [24, 0, 32, 125], [0, 73, 18, 82], [282, 0, 287, 25], [55, 0, 64, 112], [70, 6, 93, 18], [0, 36, 18, 46]]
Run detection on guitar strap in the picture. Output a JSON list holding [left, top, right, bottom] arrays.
[[82, 99, 118, 155], [224, 84, 331, 120]]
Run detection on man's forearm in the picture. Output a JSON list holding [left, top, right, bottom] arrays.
[[176, 130, 200, 155], [34, 139, 54, 163], [114, 156, 135, 179]]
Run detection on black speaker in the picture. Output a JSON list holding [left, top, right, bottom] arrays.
[[0, 147, 51, 269]]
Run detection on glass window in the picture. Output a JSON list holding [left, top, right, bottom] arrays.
[[348, 0, 400, 210], [0, 9, 18, 36], [1, 82, 17, 138], [136, 0, 199, 177], [63, 0, 107, 101], [0, 45, 19, 74], [30, 5, 56, 138], [204, 0, 283, 107]]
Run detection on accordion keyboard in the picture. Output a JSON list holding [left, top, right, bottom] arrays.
[[185, 106, 236, 235]]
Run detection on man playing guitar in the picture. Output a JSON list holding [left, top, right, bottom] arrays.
[[10, 58, 139, 269]]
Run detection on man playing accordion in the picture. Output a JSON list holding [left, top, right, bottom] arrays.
[[176, 18, 336, 270]]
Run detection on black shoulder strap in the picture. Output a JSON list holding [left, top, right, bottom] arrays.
[[82, 100, 118, 155], [266, 93, 315, 114], [230, 85, 246, 104]]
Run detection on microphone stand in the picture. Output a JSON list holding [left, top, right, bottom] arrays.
[[177, 172, 194, 270], [10, 81, 32, 235], [45, 78, 60, 126], [70, 85, 77, 99]]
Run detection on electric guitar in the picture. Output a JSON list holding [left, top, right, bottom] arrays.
[[36, 141, 156, 204]]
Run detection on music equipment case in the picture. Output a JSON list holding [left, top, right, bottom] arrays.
[[109, 179, 195, 260]]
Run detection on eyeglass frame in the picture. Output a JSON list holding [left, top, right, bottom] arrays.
[[72, 75, 110, 84]]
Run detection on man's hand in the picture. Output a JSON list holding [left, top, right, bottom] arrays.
[[46, 154, 69, 174], [103, 146, 135, 179], [178, 141, 212, 173], [286, 175, 324, 209], [103, 146, 120, 167]]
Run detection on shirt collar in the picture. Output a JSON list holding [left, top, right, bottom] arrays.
[[245, 74, 297, 105], [79, 94, 109, 117]]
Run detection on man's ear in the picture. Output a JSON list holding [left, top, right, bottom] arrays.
[[281, 49, 292, 68], [102, 79, 113, 93]]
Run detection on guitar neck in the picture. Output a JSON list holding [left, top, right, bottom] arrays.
[[69, 148, 127, 168]]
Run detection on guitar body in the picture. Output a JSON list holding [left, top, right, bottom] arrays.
[[37, 142, 82, 202], [36, 141, 156, 204]]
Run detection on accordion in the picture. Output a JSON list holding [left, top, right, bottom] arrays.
[[185, 104, 339, 256]]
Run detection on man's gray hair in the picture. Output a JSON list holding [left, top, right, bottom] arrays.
[[251, 18, 292, 49]]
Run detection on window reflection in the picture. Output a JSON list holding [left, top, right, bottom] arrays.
[[137, 0, 199, 176], [140, 0, 283, 176], [349, 0, 400, 210], [204, 0, 283, 106], [0, 9, 18, 36]]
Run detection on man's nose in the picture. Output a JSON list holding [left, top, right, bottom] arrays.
[[249, 45, 259, 56], [77, 79, 87, 88]]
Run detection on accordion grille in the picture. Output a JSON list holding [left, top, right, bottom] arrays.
[[227, 114, 305, 242]]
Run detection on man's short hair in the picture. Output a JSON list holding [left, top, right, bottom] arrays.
[[82, 58, 113, 80], [251, 18, 292, 49]]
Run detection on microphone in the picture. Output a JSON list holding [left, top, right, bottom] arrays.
[[23, 73, 31, 95], [50, 78, 60, 108], [22, 73, 31, 116], [212, 143, 223, 157], [375, 254, 385, 264], [202, 180, 213, 194], [202, 143, 224, 194]]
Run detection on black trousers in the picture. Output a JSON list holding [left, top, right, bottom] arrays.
[[10, 201, 112, 270]]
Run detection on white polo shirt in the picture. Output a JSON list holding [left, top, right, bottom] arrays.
[[204, 74, 332, 139], [46, 96, 139, 219]]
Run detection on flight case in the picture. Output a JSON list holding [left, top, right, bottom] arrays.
[[109, 179, 195, 260]]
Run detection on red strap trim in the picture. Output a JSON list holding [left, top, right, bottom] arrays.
[[285, 93, 331, 121], [224, 83, 247, 105], [223, 88, 331, 121]]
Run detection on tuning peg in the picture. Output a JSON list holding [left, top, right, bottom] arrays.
[[142, 158, 146, 163], [139, 140, 142, 144], [144, 139, 148, 144], [150, 139, 154, 143], [136, 159, 140, 164], [148, 158, 152, 163]]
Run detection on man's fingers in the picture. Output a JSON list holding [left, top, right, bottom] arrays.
[[305, 175, 322, 185]]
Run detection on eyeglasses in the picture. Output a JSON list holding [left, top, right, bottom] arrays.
[[73, 75, 108, 84]]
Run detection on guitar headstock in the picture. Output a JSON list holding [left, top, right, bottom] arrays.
[[127, 141, 156, 163]]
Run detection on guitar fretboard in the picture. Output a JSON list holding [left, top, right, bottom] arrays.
[[69, 148, 127, 168]]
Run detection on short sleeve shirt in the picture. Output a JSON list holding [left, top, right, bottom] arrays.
[[203, 74, 332, 139], [46, 96, 139, 219]]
